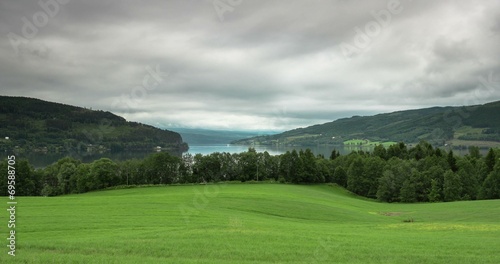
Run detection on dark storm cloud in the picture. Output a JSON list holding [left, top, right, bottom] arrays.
[[1, 0, 499, 130]]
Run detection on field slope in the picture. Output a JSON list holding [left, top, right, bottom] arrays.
[[3, 184, 500, 263]]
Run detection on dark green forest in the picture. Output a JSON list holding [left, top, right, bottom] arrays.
[[233, 100, 500, 146], [0, 96, 188, 153], [3, 141, 500, 202]]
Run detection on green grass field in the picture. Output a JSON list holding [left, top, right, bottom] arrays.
[[344, 139, 367, 145], [344, 139, 397, 148], [3, 184, 500, 263]]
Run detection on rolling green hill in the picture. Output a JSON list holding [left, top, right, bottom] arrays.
[[4, 184, 500, 263], [233, 100, 500, 147], [0, 96, 188, 153]]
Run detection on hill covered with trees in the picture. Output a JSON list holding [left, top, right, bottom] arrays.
[[0, 96, 188, 154], [233, 100, 500, 147]]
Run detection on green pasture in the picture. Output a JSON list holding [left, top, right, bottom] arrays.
[[2, 184, 499, 263], [344, 139, 397, 148], [344, 139, 367, 145]]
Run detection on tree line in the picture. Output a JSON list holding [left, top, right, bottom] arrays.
[[2, 141, 500, 202]]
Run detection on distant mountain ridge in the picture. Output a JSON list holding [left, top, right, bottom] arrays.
[[0, 96, 188, 153], [232, 100, 500, 147], [168, 128, 280, 145]]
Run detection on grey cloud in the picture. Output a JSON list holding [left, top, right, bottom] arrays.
[[431, 38, 476, 66], [1, 0, 500, 131]]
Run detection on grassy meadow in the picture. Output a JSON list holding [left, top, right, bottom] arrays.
[[2, 183, 500, 263], [344, 139, 397, 148]]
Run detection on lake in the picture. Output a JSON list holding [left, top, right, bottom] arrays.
[[17, 144, 352, 168], [187, 144, 488, 157], [15, 144, 483, 168], [187, 144, 345, 156]]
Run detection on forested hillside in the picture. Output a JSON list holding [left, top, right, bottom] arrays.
[[0, 96, 188, 153], [233, 101, 500, 147]]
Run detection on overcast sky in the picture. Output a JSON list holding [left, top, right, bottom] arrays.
[[1, 0, 499, 131]]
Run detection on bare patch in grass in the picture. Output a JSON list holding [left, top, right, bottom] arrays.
[[402, 217, 414, 223]]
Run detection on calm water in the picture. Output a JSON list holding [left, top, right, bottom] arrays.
[[15, 144, 484, 168], [187, 144, 485, 157], [186, 144, 343, 157], [17, 145, 349, 168]]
